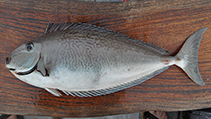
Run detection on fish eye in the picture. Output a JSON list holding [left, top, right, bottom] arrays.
[[25, 42, 34, 51]]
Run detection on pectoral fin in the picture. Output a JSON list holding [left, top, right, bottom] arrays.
[[36, 57, 49, 77], [45, 88, 62, 97]]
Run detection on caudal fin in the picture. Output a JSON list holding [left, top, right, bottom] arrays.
[[175, 28, 207, 85]]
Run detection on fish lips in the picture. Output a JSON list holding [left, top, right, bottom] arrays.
[[6, 57, 40, 76]]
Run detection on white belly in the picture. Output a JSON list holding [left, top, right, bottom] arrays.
[[13, 61, 167, 92]]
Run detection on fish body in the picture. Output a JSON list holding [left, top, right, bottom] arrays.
[[5, 23, 207, 97]]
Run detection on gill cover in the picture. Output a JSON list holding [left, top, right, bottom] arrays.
[[6, 41, 41, 74]]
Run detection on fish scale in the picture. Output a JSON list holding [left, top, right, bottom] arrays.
[[5, 23, 207, 97]]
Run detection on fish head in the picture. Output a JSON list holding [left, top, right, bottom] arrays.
[[5, 41, 42, 75]]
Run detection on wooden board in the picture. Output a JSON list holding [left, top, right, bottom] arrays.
[[0, 0, 211, 117]]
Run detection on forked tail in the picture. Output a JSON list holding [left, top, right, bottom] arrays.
[[175, 28, 207, 85]]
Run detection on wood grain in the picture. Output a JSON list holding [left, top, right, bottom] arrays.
[[0, 0, 211, 117]]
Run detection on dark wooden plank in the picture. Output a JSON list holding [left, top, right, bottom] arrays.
[[0, 0, 211, 117]]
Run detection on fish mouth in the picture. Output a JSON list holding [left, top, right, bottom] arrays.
[[7, 65, 37, 75], [8, 56, 41, 76], [8, 68, 16, 71], [15, 64, 38, 75]]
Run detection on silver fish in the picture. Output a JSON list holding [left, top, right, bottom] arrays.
[[5, 23, 207, 97]]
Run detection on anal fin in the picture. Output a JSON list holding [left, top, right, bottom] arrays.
[[45, 88, 61, 97]]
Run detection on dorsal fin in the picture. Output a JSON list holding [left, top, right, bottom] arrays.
[[44, 22, 114, 35], [44, 22, 170, 55]]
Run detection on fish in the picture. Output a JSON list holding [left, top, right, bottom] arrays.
[[5, 23, 207, 97]]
